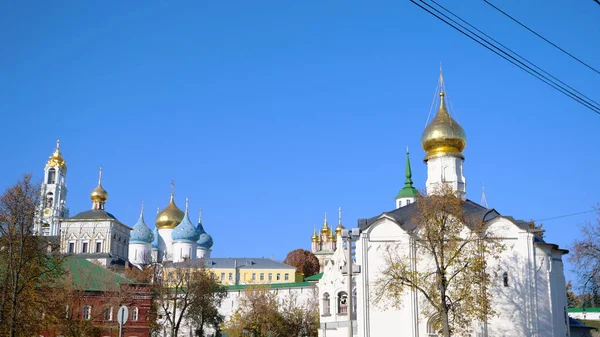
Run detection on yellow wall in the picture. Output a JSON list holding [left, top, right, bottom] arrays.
[[208, 268, 302, 285]]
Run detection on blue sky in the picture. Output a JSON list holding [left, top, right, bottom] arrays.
[[1, 0, 598, 287]]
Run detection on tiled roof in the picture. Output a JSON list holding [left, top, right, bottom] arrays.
[[304, 272, 323, 281]]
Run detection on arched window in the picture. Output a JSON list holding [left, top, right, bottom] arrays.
[[322, 293, 330, 315], [427, 315, 441, 337], [47, 168, 56, 184], [131, 307, 138, 321], [46, 192, 54, 208], [503, 272, 509, 287], [337, 291, 348, 314]]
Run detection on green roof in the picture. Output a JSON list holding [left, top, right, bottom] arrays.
[[569, 308, 600, 313], [65, 257, 134, 291], [304, 272, 323, 281], [224, 281, 314, 291], [313, 250, 333, 255]]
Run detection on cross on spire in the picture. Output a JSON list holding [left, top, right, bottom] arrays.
[[171, 179, 175, 195], [98, 166, 103, 185]]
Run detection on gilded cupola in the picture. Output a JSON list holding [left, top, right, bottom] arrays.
[[320, 212, 330, 236], [46, 140, 67, 171], [421, 92, 466, 161], [90, 167, 108, 209], [156, 194, 185, 229], [312, 226, 319, 242]]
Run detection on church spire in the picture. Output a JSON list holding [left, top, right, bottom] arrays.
[[395, 149, 419, 208]]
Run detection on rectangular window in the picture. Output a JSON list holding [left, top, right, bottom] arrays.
[[82, 305, 91, 320], [68, 242, 74, 253], [268, 273, 272, 281], [221, 273, 225, 281], [407, 199, 411, 205], [277, 273, 281, 281], [252, 273, 256, 280], [229, 273, 233, 281], [285, 273, 289, 281], [236, 272, 240, 282], [82, 242, 88, 253], [95, 242, 102, 253], [103, 307, 113, 321], [260, 273, 264, 281]]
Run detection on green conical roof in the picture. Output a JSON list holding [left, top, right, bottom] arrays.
[[395, 150, 419, 199]]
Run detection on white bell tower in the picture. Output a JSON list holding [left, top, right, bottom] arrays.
[[35, 140, 68, 236]]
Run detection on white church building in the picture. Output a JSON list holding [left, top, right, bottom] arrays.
[[317, 74, 570, 337]]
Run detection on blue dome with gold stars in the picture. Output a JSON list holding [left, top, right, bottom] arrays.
[[151, 226, 159, 250], [130, 205, 154, 244], [196, 222, 214, 249], [172, 199, 200, 243]]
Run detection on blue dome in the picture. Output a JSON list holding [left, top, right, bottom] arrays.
[[151, 226, 159, 250], [172, 203, 200, 243], [130, 211, 154, 244], [196, 223, 214, 249]]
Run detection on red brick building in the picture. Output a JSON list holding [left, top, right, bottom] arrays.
[[40, 257, 153, 337]]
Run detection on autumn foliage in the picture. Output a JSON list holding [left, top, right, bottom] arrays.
[[283, 249, 319, 277]]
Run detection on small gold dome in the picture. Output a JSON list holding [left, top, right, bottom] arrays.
[[156, 195, 185, 229], [46, 140, 67, 171], [90, 184, 108, 202], [312, 228, 319, 242], [335, 224, 344, 236], [421, 92, 466, 161], [328, 232, 335, 242]]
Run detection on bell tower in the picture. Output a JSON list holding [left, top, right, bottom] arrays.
[[35, 140, 68, 236]]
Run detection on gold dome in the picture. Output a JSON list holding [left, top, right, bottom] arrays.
[[90, 184, 108, 202], [421, 92, 466, 161], [312, 228, 319, 242], [320, 212, 330, 235], [156, 194, 185, 229], [46, 140, 67, 171], [328, 232, 335, 242], [335, 224, 344, 237]]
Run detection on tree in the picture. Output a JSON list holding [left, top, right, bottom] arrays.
[[155, 262, 226, 337], [567, 281, 582, 308], [570, 206, 600, 294], [373, 185, 504, 337], [222, 285, 319, 337], [0, 174, 66, 337], [283, 249, 320, 278]]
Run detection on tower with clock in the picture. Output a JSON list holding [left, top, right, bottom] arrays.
[[35, 140, 69, 236]]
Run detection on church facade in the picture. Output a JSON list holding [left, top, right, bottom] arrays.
[[315, 74, 570, 337]]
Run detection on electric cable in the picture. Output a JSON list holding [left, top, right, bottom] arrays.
[[484, 0, 600, 76], [409, 0, 600, 115]]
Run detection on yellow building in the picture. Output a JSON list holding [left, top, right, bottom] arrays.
[[162, 257, 303, 285], [206, 258, 303, 285]]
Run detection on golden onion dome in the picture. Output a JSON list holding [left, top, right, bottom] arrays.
[[46, 140, 67, 171], [328, 232, 335, 242], [156, 194, 185, 229], [421, 92, 466, 161], [320, 212, 330, 235], [312, 228, 319, 242], [90, 184, 108, 202], [335, 224, 344, 237]]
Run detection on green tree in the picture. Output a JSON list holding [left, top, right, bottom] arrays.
[[0, 174, 66, 337], [373, 185, 505, 337]]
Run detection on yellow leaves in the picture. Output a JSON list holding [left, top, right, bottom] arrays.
[[373, 184, 505, 337]]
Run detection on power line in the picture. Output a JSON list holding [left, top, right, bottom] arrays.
[[534, 209, 596, 222], [484, 0, 600, 76], [409, 0, 600, 115], [594, 0, 600, 6]]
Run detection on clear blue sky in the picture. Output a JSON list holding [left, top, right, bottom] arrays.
[[1, 0, 598, 287]]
